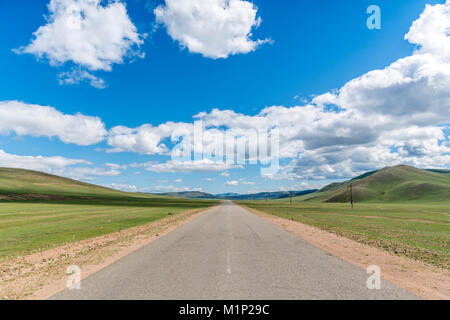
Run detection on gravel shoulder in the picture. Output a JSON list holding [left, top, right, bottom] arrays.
[[0, 205, 216, 300], [241, 205, 449, 300]]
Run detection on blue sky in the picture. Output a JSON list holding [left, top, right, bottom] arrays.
[[0, 0, 449, 194]]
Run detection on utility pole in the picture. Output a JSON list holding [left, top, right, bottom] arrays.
[[349, 183, 354, 209], [290, 195, 292, 205]]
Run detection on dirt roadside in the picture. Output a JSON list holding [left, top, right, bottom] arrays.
[[242, 205, 449, 300], [0, 205, 217, 300]]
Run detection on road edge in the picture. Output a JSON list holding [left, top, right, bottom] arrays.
[[238, 203, 449, 300], [0, 203, 219, 300]]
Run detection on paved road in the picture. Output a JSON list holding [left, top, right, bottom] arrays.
[[51, 201, 417, 299]]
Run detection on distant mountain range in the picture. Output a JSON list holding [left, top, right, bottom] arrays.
[[154, 189, 318, 200], [142, 165, 450, 202], [0, 167, 317, 201], [1, 165, 449, 203]]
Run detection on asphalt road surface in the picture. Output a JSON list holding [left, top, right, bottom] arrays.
[[51, 201, 418, 299]]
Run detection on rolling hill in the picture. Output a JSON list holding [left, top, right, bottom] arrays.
[[0, 167, 146, 200], [0, 168, 317, 201], [297, 165, 450, 203], [3, 165, 448, 203]]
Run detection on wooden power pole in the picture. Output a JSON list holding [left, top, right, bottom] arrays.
[[349, 183, 354, 209]]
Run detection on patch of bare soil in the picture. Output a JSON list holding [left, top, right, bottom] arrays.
[[0, 205, 216, 300], [244, 206, 450, 300]]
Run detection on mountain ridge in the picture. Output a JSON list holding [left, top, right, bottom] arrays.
[[297, 165, 450, 203], [1, 165, 449, 203]]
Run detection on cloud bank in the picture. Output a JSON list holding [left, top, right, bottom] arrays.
[[109, 1, 450, 178], [3, 1, 450, 181]]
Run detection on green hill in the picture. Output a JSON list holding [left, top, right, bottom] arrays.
[[0, 167, 144, 199], [0, 168, 219, 262], [296, 165, 450, 203]]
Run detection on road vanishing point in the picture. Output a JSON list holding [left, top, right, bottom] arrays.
[[52, 201, 417, 300]]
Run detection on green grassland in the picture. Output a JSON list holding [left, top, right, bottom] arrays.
[[239, 200, 450, 269], [0, 168, 218, 260], [240, 166, 450, 269]]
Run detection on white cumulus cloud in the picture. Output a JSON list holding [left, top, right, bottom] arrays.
[[154, 0, 270, 59], [15, 0, 145, 87], [0, 149, 89, 172], [0, 149, 122, 181], [405, 0, 450, 61], [58, 69, 106, 89], [150, 185, 203, 192], [107, 122, 192, 154], [103, 183, 138, 192], [0, 101, 107, 145], [131, 159, 239, 173]]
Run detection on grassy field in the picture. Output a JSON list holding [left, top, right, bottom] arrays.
[[0, 197, 218, 261], [238, 200, 450, 269], [0, 168, 219, 260]]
